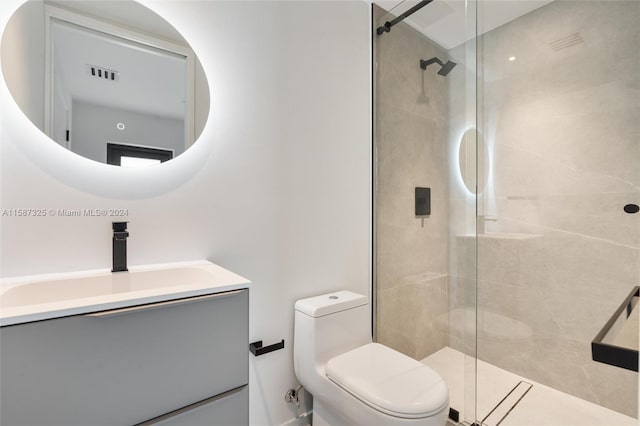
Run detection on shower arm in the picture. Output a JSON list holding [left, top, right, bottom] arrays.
[[376, 0, 434, 35], [420, 58, 444, 70]]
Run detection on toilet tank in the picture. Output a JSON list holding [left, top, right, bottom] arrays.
[[294, 291, 372, 385]]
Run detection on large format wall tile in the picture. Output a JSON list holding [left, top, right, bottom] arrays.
[[374, 4, 450, 359], [377, 273, 449, 360], [473, 0, 639, 416], [377, 0, 638, 418]]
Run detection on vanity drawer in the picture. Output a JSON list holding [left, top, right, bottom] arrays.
[[144, 385, 248, 426], [0, 289, 248, 426]]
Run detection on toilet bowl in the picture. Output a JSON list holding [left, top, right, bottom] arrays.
[[293, 291, 449, 425]]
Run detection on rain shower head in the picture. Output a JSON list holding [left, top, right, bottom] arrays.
[[420, 57, 457, 76], [438, 60, 457, 76]]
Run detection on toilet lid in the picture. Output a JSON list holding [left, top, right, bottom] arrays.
[[325, 343, 449, 419]]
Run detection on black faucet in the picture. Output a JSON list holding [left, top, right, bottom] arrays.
[[112, 222, 129, 272]]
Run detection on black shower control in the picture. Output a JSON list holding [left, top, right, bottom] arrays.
[[623, 204, 639, 214], [415, 187, 431, 216]]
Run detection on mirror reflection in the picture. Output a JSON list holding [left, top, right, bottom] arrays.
[[1, 0, 210, 167], [458, 128, 489, 194]]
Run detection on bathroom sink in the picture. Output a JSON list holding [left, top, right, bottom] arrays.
[[0, 260, 250, 326]]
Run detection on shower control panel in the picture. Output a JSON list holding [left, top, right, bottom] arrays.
[[415, 187, 431, 216]]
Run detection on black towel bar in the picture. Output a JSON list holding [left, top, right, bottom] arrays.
[[250, 339, 285, 357]]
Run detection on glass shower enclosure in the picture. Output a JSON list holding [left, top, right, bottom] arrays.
[[373, 0, 639, 424]]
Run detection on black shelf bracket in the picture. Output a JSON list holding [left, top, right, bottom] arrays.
[[250, 340, 285, 357]]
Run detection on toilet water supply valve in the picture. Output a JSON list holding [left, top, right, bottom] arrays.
[[284, 385, 303, 407], [285, 385, 311, 422]]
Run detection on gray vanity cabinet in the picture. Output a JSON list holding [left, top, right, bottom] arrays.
[[0, 289, 249, 426]]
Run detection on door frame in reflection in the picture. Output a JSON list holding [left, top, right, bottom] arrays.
[[106, 142, 173, 167]]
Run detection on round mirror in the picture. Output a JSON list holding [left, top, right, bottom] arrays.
[[458, 128, 489, 194], [1, 0, 210, 168]]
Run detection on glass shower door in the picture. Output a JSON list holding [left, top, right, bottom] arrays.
[[475, 0, 640, 424], [372, 0, 479, 423], [374, 0, 639, 424]]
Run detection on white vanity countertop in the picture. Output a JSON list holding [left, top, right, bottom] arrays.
[[0, 260, 250, 326]]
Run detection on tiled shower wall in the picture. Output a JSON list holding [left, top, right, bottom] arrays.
[[374, 4, 450, 361], [461, 0, 638, 417]]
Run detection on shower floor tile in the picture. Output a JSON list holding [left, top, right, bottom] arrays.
[[422, 347, 637, 426], [422, 347, 522, 422]]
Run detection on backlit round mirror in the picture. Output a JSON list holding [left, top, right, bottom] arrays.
[[1, 0, 210, 168], [458, 128, 489, 194]]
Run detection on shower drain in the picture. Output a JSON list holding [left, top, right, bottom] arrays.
[[480, 381, 533, 426]]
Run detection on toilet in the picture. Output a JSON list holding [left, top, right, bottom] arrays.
[[293, 290, 450, 426]]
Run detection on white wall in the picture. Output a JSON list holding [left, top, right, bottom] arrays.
[[0, 1, 371, 425]]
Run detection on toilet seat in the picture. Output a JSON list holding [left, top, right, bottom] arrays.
[[325, 343, 449, 419]]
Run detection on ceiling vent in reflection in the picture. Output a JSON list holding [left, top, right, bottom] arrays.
[[87, 64, 120, 82], [548, 32, 584, 51]]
